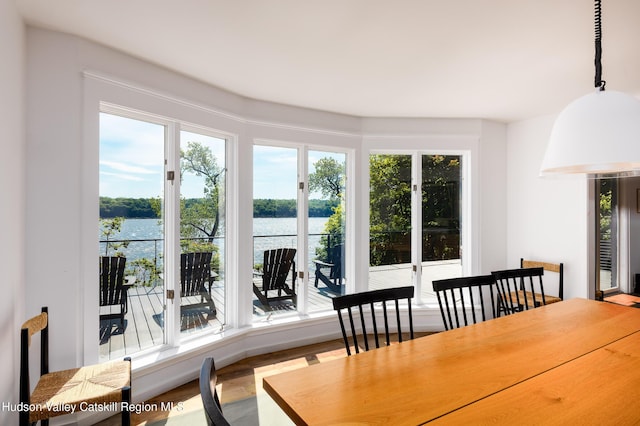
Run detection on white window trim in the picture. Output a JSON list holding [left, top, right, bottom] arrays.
[[252, 139, 354, 317], [85, 95, 239, 366], [83, 72, 482, 378]]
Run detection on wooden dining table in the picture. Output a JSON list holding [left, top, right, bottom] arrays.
[[263, 298, 640, 425]]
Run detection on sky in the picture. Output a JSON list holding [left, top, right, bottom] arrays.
[[100, 113, 165, 199], [99, 112, 345, 200]]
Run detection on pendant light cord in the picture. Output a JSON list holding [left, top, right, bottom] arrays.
[[594, 0, 605, 90]]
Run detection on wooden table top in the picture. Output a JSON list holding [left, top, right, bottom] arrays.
[[263, 298, 640, 425], [428, 331, 640, 425]]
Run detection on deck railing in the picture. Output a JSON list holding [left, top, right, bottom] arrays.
[[100, 229, 461, 285]]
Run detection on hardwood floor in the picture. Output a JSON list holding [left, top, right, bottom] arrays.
[[604, 292, 640, 307], [95, 333, 432, 425], [95, 338, 348, 425]]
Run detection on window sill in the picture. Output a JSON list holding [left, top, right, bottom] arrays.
[[129, 309, 338, 374]]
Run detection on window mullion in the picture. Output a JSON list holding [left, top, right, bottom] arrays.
[[165, 122, 181, 346], [298, 146, 309, 314], [412, 153, 422, 302]]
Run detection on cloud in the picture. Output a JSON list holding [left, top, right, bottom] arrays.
[[100, 160, 157, 175], [100, 171, 146, 182]]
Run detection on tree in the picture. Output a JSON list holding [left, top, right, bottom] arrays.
[[309, 157, 344, 200], [309, 157, 346, 261], [422, 155, 461, 228], [148, 142, 224, 267], [369, 155, 412, 265], [421, 155, 461, 260], [180, 141, 225, 250], [368, 154, 461, 265], [599, 179, 613, 241], [99, 217, 130, 256]]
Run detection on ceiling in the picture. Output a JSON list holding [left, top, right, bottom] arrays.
[[16, 0, 640, 122]]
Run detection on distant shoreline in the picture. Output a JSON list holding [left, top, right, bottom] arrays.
[[100, 197, 339, 219]]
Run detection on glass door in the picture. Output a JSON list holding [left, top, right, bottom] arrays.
[[368, 154, 413, 290], [596, 178, 618, 294], [308, 150, 347, 312], [99, 111, 166, 361], [368, 152, 464, 300], [252, 145, 299, 319], [179, 130, 227, 336], [420, 154, 463, 300]]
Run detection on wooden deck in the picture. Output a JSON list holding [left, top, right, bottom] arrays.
[[99, 260, 460, 361]]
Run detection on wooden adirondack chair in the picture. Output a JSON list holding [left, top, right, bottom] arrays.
[[313, 243, 344, 293], [181, 252, 217, 318], [99, 256, 133, 328], [253, 248, 297, 311]]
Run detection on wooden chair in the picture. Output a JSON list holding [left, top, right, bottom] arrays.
[[20, 307, 132, 426], [332, 286, 414, 356], [521, 258, 564, 301], [493, 267, 560, 316], [199, 357, 231, 426], [99, 256, 133, 328], [432, 275, 497, 330], [181, 252, 217, 317], [313, 243, 344, 293], [252, 248, 297, 311]]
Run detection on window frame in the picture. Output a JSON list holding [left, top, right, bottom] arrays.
[[87, 99, 238, 364], [364, 145, 473, 301], [252, 139, 353, 318], [82, 73, 482, 374]]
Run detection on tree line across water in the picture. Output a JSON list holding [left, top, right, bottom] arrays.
[[100, 197, 339, 219]]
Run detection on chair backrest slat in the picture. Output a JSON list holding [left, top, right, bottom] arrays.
[[263, 248, 296, 291], [333, 286, 414, 356], [100, 256, 126, 307], [432, 275, 496, 330], [181, 252, 212, 297], [20, 306, 49, 416], [330, 244, 344, 279], [367, 303, 378, 349], [521, 258, 564, 300], [492, 267, 545, 315]]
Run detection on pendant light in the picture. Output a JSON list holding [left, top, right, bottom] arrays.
[[540, 0, 640, 177]]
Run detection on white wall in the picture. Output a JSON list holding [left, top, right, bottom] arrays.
[[0, 0, 25, 423], [26, 29, 86, 373], [25, 26, 509, 420], [506, 115, 590, 299], [478, 120, 508, 274]]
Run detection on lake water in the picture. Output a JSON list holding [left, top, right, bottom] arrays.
[[99, 217, 331, 267]]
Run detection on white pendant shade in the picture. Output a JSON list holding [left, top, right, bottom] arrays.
[[541, 90, 640, 176]]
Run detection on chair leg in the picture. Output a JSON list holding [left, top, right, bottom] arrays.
[[252, 284, 272, 311], [122, 385, 131, 426], [19, 408, 28, 425], [496, 297, 504, 317], [200, 291, 217, 318]]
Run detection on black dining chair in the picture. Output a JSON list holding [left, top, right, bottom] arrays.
[[200, 357, 231, 426], [520, 258, 564, 301], [432, 274, 497, 330], [332, 286, 414, 356], [493, 267, 559, 315]]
